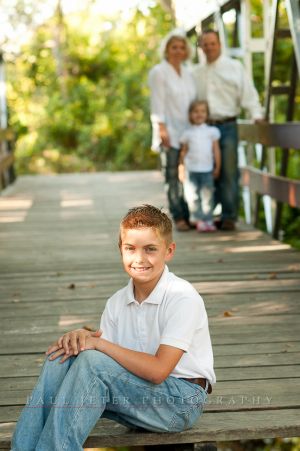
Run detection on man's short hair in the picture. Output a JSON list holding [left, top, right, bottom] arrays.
[[119, 204, 173, 246], [198, 29, 220, 44]]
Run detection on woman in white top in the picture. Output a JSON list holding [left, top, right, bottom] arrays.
[[148, 29, 196, 231]]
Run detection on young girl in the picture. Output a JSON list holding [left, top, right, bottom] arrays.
[[179, 100, 221, 232]]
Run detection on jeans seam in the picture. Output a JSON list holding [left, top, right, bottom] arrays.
[[61, 375, 99, 450], [118, 375, 201, 402], [168, 403, 201, 431]]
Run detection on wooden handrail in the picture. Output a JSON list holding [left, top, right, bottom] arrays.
[[238, 121, 300, 149], [238, 121, 300, 238], [241, 166, 300, 208]]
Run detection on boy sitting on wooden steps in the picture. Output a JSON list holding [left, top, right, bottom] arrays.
[[12, 204, 215, 451]]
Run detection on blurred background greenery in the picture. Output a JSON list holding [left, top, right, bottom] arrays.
[[5, 1, 173, 174]]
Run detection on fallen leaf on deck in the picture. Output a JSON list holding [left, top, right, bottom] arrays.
[[223, 311, 234, 317]]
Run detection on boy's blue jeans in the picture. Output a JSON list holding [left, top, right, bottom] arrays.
[[12, 350, 207, 451]]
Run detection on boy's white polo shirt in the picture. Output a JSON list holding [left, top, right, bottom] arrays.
[[100, 266, 216, 384]]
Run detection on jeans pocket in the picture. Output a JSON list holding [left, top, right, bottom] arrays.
[[168, 390, 206, 432], [168, 403, 203, 432]]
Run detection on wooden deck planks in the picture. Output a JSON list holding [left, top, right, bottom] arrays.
[[0, 171, 300, 448]]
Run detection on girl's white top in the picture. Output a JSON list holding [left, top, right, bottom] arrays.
[[148, 60, 196, 151], [180, 124, 220, 172]]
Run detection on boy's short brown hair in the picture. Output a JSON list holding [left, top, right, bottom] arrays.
[[119, 204, 173, 246]]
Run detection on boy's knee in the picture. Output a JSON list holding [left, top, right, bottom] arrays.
[[44, 354, 64, 371], [74, 350, 124, 382], [77, 350, 115, 370]]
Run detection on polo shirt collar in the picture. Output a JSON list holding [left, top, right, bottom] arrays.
[[126, 265, 169, 305]]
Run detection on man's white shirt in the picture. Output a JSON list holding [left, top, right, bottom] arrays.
[[193, 55, 263, 120]]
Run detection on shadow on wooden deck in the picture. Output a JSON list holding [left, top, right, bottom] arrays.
[[0, 171, 300, 448]]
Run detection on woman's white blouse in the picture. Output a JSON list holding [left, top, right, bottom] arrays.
[[149, 60, 196, 151]]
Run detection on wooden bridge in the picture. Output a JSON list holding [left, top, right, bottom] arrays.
[[0, 171, 300, 449]]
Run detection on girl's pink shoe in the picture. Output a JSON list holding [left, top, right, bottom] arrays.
[[196, 221, 216, 232], [205, 223, 217, 232]]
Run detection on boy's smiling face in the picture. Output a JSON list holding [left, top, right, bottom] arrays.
[[120, 227, 175, 300]]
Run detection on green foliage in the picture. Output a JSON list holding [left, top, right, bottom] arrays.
[[7, 2, 174, 174]]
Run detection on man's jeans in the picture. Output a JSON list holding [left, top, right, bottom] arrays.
[[184, 171, 214, 223], [214, 122, 239, 221], [12, 351, 207, 451], [160, 147, 190, 222]]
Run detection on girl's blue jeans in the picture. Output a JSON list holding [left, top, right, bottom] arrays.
[[184, 171, 214, 223], [11, 350, 207, 451]]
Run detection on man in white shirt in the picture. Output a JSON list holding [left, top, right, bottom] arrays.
[[193, 30, 264, 230]]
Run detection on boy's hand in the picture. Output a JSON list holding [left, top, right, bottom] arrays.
[[46, 329, 102, 362]]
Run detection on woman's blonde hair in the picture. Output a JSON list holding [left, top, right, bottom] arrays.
[[159, 28, 192, 61]]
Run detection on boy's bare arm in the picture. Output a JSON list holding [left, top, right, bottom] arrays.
[[212, 140, 221, 178], [97, 339, 184, 384], [49, 334, 184, 384]]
